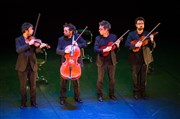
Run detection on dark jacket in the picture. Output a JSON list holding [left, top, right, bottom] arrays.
[[15, 36, 42, 72], [56, 33, 87, 67], [94, 34, 118, 66], [125, 30, 156, 65]]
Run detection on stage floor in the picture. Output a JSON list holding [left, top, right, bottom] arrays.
[[0, 48, 180, 119]]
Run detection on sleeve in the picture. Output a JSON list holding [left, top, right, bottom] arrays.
[[56, 37, 65, 56], [124, 32, 136, 50], [15, 37, 30, 54], [76, 34, 87, 48], [94, 36, 103, 55], [148, 40, 156, 51]]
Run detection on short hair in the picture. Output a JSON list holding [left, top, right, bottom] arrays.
[[63, 23, 76, 33], [99, 20, 111, 30], [21, 22, 33, 33], [135, 17, 145, 24]]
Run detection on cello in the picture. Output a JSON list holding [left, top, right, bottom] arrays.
[[60, 26, 88, 80], [131, 23, 160, 52]]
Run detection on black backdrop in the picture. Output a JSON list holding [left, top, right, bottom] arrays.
[[6, 1, 180, 53]]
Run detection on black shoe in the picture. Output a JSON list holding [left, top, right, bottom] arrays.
[[141, 93, 147, 99], [134, 94, 139, 100], [75, 98, 83, 103], [60, 99, 65, 105], [20, 104, 26, 109], [110, 95, 117, 100], [98, 96, 103, 102], [31, 103, 38, 108]]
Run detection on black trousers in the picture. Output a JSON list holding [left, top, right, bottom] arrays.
[[18, 68, 37, 105], [60, 79, 80, 99], [97, 64, 116, 97], [131, 64, 147, 95]]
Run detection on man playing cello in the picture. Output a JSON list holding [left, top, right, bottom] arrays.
[[56, 23, 87, 105]]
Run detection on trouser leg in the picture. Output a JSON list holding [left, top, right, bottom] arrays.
[[97, 66, 105, 97], [107, 65, 116, 97], [18, 71, 28, 105]]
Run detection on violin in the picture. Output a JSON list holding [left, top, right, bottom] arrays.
[[130, 32, 158, 52], [101, 30, 130, 56], [101, 38, 122, 56], [25, 36, 51, 49], [131, 22, 161, 52]]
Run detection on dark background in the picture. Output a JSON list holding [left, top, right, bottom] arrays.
[[6, 1, 180, 54], [2, 2, 180, 118]]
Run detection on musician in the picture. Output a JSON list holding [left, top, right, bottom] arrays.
[[15, 22, 47, 108], [125, 17, 156, 99], [56, 23, 87, 105], [94, 20, 120, 102]]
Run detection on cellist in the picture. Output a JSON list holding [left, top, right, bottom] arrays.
[[125, 17, 157, 100], [56, 23, 87, 105]]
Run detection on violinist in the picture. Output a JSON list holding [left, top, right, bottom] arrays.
[[15, 22, 47, 108], [125, 17, 156, 99], [94, 20, 120, 102], [56, 23, 87, 105]]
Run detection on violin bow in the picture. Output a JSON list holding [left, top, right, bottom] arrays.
[[141, 22, 161, 42], [74, 26, 88, 42], [33, 13, 41, 37], [116, 29, 130, 52], [115, 29, 130, 45]]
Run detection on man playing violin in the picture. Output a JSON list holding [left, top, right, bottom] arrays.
[[125, 17, 156, 99], [15, 22, 47, 108], [94, 20, 120, 102], [56, 23, 87, 105]]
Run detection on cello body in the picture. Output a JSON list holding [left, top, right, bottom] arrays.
[[60, 45, 81, 80]]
